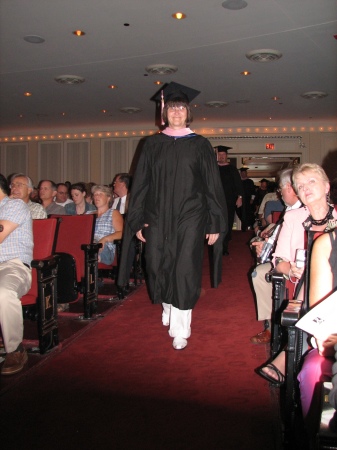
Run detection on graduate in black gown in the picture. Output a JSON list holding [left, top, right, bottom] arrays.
[[215, 146, 244, 254], [118, 82, 227, 350]]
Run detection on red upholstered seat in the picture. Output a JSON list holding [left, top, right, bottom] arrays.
[[272, 210, 282, 223], [21, 218, 59, 307], [21, 218, 60, 353], [50, 214, 101, 318]]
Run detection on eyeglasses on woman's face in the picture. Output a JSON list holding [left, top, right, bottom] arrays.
[[167, 106, 186, 112]]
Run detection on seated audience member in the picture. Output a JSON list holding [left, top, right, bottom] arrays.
[[257, 181, 278, 228], [297, 229, 337, 433], [0, 173, 33, 375], [253, 178, 269, 215], [92, 185, 123, 265], [65, 182, 96, 215], [250, 169, 301, 344], [85, 182, 96, 205], [29, 186, 39, 203], [256, 163, 337, 384], [264, 198, 284, 225], [111, 173, 130, 214], [55, 182, 73, 206], [38, 180, 66, 215], [10, 173, 47, 219]]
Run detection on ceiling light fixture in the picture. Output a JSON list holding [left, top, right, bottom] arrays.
[[120, 107, 142, 114], [23, 35, 45, 44], [54, 75, 85, 85], [172, 12, 186, 19], [24, 92, 32, 97], [205, 101, 228, 108], [222, 0, 248, 10], [154, 81, 163, 85], [246, 49, 282, 62], [145, 64, 178, 75], [300, 91, 328, 99], [73, 30, 85, 36], [108, 85, 117, 89], [240, 71, 251, 76]]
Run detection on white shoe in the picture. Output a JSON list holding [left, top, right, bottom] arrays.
[[172, 337, 187, 350], [162, 313, 169, 326]]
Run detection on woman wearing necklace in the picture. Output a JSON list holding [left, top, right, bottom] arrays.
[[118, 83, 227, 350], [257, 163, 337, 385], [92, 184, 123, 265], [65, 182, 96, 215]]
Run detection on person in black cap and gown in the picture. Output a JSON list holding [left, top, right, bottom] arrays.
[[236, 167, 256, 231], [118, 82, 227, 350], [215, 146, 244, 254]]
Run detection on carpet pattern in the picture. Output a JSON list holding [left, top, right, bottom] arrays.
[[0, 232, 281, 449]]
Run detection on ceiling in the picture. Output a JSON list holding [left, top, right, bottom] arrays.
[[0, 0, 336, 135]]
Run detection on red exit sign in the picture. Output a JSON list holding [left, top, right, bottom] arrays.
[[266, 143, 275, 150]]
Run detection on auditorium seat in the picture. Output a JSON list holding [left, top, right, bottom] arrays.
[[50, 214, 101, 319], [21, 217, 60, 354]]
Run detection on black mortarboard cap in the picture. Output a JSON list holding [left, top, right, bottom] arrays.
[[214, 145, 232, 153], [153, 82, 200, 104], [239, 167, 249, 171]]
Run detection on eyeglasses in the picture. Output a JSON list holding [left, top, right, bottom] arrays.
[[10, 182, 28, 189], [168, 106, 186, 111]]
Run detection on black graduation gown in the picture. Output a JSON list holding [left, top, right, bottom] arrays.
[[118, 132, 227, 310]]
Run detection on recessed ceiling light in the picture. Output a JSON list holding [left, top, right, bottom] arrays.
[[120, 107, 142, 114], [301, 91, 328, 99], [145, 64, 178, 75], [101, 109, 107, 114], [246, 49, 282, 62], [55, 75, 85, 85], [23, 35, 45, 44], [205, 101, 228, 108], [172, 12, 186, 19], [108, 85, 117, 89], [240, 71, 251, 76], [272, 96, 280, 101], [222, 0, 248, 10], [24, 92, 32, 97], [154, 81, 163, 85], [73, 30, 85, 36]]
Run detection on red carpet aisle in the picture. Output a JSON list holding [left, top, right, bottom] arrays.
[[1, 232, 280, 450]]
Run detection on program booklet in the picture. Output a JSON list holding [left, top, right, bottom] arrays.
[[295, 290, 337, 340]]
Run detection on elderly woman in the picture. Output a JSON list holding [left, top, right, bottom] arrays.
[[65, 182, 96, 215], [118, 83, 227, 350], [92, 185, 123, 265], [257, 163, 337, 384]]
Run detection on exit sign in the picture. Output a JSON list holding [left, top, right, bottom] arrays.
[[266, 143, 275, 150]]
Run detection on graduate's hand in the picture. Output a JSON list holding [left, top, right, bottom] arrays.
[[206, 233, 219, 245], [136, 224, 148, 242]]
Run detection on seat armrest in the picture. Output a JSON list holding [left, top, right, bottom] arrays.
[[281, 299, 303, 327]]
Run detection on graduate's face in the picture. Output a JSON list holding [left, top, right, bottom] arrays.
[[167, 105, 187, 129]]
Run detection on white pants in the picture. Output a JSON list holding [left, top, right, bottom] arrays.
[[162, 303, 192, 339], [0, 259, 32, 353]]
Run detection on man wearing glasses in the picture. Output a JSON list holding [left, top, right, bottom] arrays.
[[10, 173, 47, 219]]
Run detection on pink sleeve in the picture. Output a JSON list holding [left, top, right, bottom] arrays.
[[272, 208, 307, 267]]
